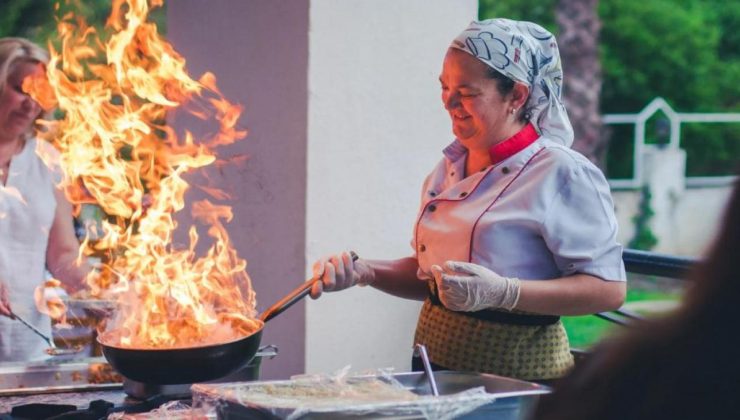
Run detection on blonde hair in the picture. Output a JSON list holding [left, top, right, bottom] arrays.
[[0, 37, 49, 90], [0, 38, 50, 139]]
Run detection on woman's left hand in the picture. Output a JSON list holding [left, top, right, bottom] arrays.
[[432, 261, 521, 312]]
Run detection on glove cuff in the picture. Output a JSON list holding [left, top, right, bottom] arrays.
[[499, 277, 521, 311], [355, 260, 376, 287]]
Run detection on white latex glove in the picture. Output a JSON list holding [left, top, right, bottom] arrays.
[[431, 261, 521, 312], [310, 251, 375, 299]]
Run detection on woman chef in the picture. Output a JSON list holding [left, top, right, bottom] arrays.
[[310, 18, 626, 381]]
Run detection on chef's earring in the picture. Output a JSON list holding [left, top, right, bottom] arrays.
[[509, 108, 517, 115]]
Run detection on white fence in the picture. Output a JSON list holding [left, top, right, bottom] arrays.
[[603, 98, 738, 255], [604, 97, 739, 190]]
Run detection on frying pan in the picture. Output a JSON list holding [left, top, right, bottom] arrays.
[[98, 252, 357, 384]]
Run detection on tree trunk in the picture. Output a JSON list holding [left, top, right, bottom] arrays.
[[556, 0, 607, 169]]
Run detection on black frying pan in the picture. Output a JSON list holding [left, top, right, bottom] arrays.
[[98, 252, 357, 384]]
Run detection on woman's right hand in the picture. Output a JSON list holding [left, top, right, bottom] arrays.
[[310, 251, 375, 299], [0, 279, 12, 317]]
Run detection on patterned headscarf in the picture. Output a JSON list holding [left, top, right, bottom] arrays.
[[451, 19, 574, 147]]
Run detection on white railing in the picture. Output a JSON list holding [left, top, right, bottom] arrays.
[[603, 97, 740, 189]]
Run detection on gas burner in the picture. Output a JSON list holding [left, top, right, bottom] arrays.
[[0, 346, 277, 419], [8, 394, 192, 420]]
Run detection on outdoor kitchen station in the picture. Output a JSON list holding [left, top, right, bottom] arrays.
[[0, 0, 559, 418]]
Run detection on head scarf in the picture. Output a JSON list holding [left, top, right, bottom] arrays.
[[450, 19, 574, 147]]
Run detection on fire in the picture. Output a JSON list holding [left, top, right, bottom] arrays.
[[33, 279, 69, 326], [26, 0, 260, 348]]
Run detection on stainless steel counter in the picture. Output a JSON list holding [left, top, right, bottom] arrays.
[[0, 357, 546, 419], [193, 371, 550, 420], [0, 357, 126, 415], [0, 357, 122, 396]]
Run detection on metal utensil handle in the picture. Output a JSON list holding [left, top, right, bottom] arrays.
[[415, 343, 439, 396], [256, 344, 279, 359], [260, 251, 358, 322], [10, 311, 54, 347]]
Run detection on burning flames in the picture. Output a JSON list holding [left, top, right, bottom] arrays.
[[26, 0, 260, 348]]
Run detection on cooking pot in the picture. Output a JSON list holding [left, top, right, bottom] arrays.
[[98, 252, 356, 384]]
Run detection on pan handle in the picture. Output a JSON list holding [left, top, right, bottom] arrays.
[[259, 251, 358, 322]]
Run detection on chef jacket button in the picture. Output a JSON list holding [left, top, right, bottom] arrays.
[[450, 171, 455, 177], [429, 191, 437, 197], [459, 191, 468, 198], [502, 166, 510, 174], [419, 244, 426, 252], [428, 204, 437, 212], [567, 263, 575, 269]]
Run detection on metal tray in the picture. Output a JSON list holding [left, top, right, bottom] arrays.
[[192, 371, 549, 420], [0, 357, 123, 396]]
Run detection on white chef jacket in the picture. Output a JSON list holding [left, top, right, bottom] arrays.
[[0, 138, 60, 362], [412, 130, 626, 284]]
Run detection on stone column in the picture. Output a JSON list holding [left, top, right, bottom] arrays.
[[305, 0, 478, 374], [642, 145, 687, 254], [168, 0, 310, 380]]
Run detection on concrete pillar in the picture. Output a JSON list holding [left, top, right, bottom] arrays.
[[305, 0, 478, 374], [642, 145, 687, 254], [168, 0, 310, 380]]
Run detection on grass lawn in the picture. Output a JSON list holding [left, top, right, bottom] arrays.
[[563, 286, 684, 349]]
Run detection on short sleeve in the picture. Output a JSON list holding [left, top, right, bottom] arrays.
[[542, 162, 626, 281]]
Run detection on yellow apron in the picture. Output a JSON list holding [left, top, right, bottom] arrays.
[[413, 299, 574, 380]]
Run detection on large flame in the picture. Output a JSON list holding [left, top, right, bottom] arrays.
[[27, 0, 260, 349]]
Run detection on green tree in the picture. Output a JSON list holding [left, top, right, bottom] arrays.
[[599, 0, 720, 113], [0, 0, 55, 41], [1, 1, 166, 48], [556, 0, 605, 166], [600, 0, 740, 177], [628, 186, 658, 251], [479, 0, 557, 30]]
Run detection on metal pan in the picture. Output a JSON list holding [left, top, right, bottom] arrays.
[[98, 252, 357, 384]]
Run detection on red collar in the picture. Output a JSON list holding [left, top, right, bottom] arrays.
[[488, 123, 539, 165]]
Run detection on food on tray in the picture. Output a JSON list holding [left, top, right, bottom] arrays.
[[88, 362, 124, 384], [227, 377, 419, 408]]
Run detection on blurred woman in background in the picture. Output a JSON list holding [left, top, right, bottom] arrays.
[[533, 179, 740, 419], [0, 37, 90, 362]]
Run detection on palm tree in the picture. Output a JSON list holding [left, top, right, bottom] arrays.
[[556, 0, 606, 168]]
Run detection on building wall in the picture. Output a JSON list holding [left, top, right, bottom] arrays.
[[304, 0, 478, 373], [613, 185, 734, 257], [168, 0, 310, 379]]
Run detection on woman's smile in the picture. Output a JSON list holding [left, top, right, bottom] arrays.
[[452, 112, 471, 121]]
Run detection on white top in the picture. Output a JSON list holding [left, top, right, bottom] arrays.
[[0, 138, 59, 362], [412, 136, 626, 283]]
